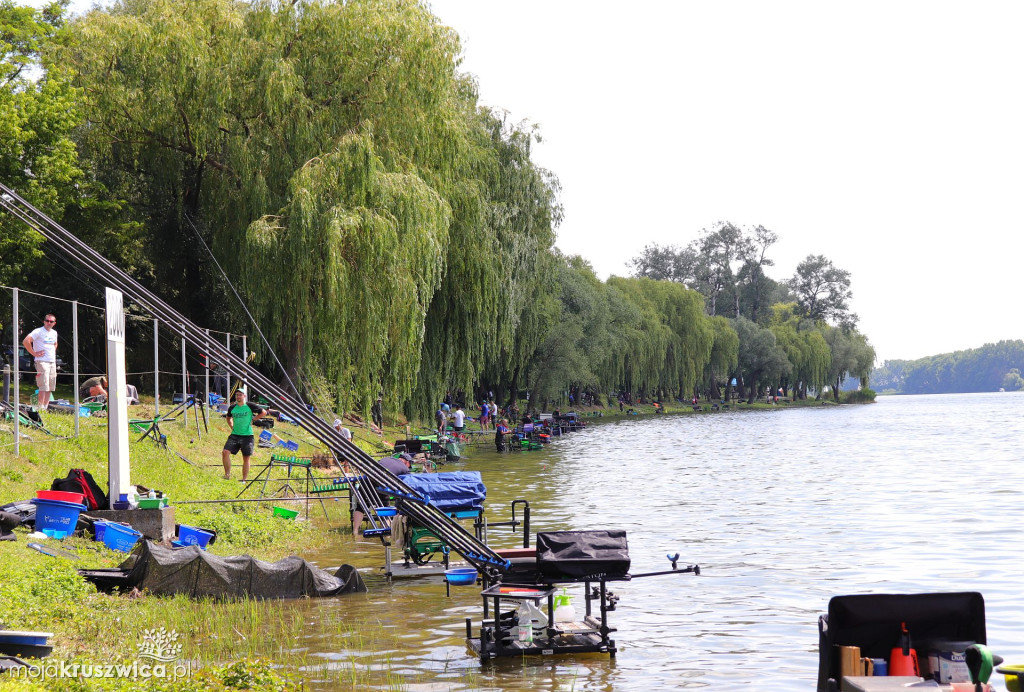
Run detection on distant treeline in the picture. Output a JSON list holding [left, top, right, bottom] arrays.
[[872, 340, 1024, 394], [1, 0, 874, 416]]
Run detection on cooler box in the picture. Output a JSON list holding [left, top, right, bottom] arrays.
[[536, 530, 630, 581]]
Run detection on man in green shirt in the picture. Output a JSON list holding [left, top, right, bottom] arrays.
[[222, 390, 267, 481]]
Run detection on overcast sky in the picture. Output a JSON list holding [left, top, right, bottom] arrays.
[[54, 0, 1024, 363], [426, 0, 1024, 363]]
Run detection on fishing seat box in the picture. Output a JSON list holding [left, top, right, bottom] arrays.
[[535, 530, 630, 582], [817, 592, 986, 692]]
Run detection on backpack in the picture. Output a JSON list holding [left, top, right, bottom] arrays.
[[51, 469, 108, 510]]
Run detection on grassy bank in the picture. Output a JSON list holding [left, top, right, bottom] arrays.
[[0, 389, 420, 690]]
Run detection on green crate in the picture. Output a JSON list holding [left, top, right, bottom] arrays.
[[138, 497, 168, 509], [272, 506, 299, 520]]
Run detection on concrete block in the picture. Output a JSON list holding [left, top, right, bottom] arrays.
[[85, 506, 175, 542]]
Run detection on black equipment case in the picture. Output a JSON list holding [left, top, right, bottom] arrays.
[[817, 591, 986, 691]]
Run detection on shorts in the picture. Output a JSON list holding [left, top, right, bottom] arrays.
[[453, 425, 464, 432], [34, 361, 57, 392], [223, 434, 255, 456]]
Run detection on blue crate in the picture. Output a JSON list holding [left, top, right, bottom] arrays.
[[103, 523, 142, 552]]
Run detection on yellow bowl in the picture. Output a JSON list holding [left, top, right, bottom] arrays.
[[998, 664, 1024, 692]]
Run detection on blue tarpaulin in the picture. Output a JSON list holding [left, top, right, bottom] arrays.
[[400, 472, 486, 512]]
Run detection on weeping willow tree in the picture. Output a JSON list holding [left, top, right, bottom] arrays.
[[603, 278, 674, 399], [66, 0, 536, 413], [705, 316, 739, 399], [243, 135, 449, 411], [411, 109, 561, 416], [638, 279, 714, 399], [770, 303, 833, 399]]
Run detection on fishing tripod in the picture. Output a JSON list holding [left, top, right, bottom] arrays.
[[135, 393, 208, 446]]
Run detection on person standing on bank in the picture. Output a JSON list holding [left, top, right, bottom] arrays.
[[222, 390, 267, 482], [371, 396, 383, 431], [23, 314, 59, 411]]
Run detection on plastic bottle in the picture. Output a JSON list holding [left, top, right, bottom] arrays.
[[516, 602, 533, 644], [148, 490, 156, 499], [554, 588, 576, 624]]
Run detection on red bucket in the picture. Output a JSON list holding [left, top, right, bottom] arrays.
[[36, 490, 85, 505]]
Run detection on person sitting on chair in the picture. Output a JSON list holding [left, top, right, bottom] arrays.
[[352, 454, 411, 537], [80, 375, 108, 401]]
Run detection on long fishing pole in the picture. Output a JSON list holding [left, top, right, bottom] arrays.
[[0, 185, 509, 574]]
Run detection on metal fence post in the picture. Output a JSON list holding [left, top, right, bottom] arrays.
[[73, 300, 80, 437], [12, 288, 18, 456], [154, 318, 159, 415], [180, 327, 186, 427]]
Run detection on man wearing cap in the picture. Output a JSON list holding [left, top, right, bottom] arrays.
[[222, 390, 267, 481], [333, 418, 352, 441]]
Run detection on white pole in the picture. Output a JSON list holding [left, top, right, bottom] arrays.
[[73, 300, 80, 437], [106, 288, 130, 507], [204, 329, 210, 427], [242, 335, 247, 396], [154, 318, 159, 415], [12, 288, 18, 456], [226, 333, 231, 397]]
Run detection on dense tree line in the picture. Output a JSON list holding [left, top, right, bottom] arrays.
[[1, 0, 875, 418], [629, 225, 874, 403], [872, 340, 1024, 394]]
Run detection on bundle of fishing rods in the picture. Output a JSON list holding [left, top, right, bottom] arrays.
[[0, 182, 511, 577]]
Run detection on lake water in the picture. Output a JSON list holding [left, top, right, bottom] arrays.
[[299, 393, 1024, 690]]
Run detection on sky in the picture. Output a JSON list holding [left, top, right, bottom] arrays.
[[424, 0, 1024, 363], [53, 0, 1024, 363]]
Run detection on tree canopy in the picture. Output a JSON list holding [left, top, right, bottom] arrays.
[[0, 0, 880, 418]]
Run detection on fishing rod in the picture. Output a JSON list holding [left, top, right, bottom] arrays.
[[0, 184, 510, 576]]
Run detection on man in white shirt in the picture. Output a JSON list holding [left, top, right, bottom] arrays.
[[452, 406, 466, 433], [333, 418, 352, 441], [22, 314, 59, 410]]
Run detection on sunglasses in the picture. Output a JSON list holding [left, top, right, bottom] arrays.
[[45, 319, 56, 323]]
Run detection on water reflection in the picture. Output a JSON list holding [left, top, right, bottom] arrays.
[[290, 394, 1024, 690]]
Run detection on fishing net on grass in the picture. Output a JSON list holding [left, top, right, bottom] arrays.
[[80, 540, 366, 598]]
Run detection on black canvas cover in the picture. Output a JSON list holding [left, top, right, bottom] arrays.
[[536, 530, 630, 581], [80, 541, 366, 599], [817, 592, 986, 691]]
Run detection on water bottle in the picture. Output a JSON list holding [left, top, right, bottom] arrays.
[[148, 490, 156, 499], [554, 588, 576, 623], [516, 602, 533, 644]]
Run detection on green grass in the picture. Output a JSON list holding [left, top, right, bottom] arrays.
[[0, 395, 418, 690]]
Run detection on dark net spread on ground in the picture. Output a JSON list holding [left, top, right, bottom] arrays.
[[79, 541, 366, 599]]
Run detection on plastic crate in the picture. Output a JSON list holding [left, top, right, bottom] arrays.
[[178, 525, 214, 549], [103, 523, 142, 552]]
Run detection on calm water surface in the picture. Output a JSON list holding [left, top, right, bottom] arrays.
[[295, 393, 1024, 690]]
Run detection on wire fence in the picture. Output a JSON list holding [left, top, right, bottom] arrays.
[[1, 284, 251, 452]]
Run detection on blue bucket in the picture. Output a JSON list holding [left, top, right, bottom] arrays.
[[93, 521, 110, 542], [30, 499, 85, 534], [103, 523, 142, 552], [178, 525, 214, 549], [444, 568, 478, 586]]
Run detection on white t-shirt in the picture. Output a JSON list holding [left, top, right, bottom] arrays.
[[27, 326, 58, 362], [453, 409, 466, 427], [339, 427, 352, 440]]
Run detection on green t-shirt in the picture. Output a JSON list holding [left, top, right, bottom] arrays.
[[227, 403, 259, 437]]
